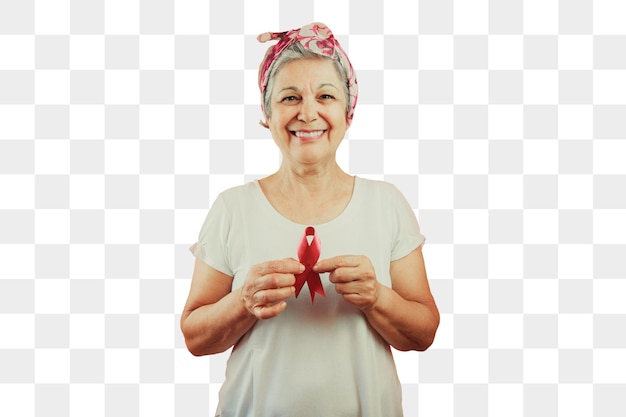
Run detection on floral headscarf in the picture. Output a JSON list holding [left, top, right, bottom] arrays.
[[257, 22, 358, 125]]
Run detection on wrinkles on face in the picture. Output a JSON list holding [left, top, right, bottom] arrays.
[[267, 59, 348, 168]]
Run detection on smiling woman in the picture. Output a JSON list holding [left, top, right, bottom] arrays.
[[180, 22, 439, 417], [260, 43, 352, 126], [266, 58, 348, 169], [257, 22, 357, 125]]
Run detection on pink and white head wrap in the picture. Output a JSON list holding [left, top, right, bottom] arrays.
[[257, 22, 358, 125]]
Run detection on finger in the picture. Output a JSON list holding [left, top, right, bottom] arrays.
[[327, 268, 360, 284], [333, 282, 357, 295], [254, 258, 305, 276], [252, 301, 289, 320], [251, 272, 296, 292], [341, 293, 374, 310], [252, 286, 296, 305], [334, 286, 378, 311], [313, 255, 360, 273], [333, 276, 378, 295], [329, 264, 377, 284]]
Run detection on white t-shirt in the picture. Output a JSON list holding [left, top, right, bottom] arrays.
[[191, 176, 425, 417]]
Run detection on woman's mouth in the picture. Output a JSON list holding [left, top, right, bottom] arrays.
[[291, 130, 326, 142]]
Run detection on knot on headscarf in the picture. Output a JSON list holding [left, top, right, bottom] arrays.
[[257, 22, 358, 124]]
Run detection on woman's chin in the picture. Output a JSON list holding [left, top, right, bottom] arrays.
[[283, 134, 341, 167]]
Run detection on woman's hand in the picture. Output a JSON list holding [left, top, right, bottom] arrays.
[[314, 249, 440, 351], [240, 258, 304, 320], [313, 255, 380, 310]]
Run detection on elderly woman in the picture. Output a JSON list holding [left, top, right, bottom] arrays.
[[181, 22, 439, 416]]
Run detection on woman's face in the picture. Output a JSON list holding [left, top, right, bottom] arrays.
[[267, 58, 348, 168]]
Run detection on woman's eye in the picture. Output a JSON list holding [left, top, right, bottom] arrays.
[[320, 94, 334, 100], [281, 96, 298, 103]]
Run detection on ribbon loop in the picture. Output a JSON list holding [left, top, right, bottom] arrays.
[[294, 226, 325, 303]]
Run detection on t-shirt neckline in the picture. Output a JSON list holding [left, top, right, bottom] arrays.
[[253, 175, 361, 227]]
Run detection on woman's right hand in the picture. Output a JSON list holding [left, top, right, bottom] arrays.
[[240, 258, 304, 319]]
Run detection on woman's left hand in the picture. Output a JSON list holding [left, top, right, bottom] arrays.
[[313, 255, 380, 310]]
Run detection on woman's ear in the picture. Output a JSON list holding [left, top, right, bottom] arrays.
[[259, 119, 269, 129]]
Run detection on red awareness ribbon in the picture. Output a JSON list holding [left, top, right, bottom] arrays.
[[294, 226, 325, 303]]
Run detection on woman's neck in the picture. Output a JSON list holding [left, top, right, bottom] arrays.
[[273, 160, 352, 197], [258, 159, 355, 225]]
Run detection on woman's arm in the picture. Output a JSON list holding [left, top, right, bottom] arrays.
[[314, 247, 439, 351], [180, 257, 303, 356], [363, 247, 439, 351], [180, 259, 255, 356]]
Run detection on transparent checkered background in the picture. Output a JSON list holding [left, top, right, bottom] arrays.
[[1, 0, 625, 416]]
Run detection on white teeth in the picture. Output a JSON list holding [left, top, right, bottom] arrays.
[[293, 130, 324, 138]]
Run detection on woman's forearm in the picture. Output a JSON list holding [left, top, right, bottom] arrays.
[[181, 258, 303, 356], [363, 284, 439, 352], [181, 288, 257, 356]]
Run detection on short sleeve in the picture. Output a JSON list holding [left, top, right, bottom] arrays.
[[389, 184, 425, 261], [189, 193, 233, 276]]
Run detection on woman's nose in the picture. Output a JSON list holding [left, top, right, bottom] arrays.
[[297, 97, 318, 123]]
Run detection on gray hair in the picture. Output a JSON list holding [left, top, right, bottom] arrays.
[[261, 42, 351, 125]]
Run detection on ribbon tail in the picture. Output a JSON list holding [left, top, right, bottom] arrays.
[[308, 272, 325, 303], [294, 272, 307, 298]]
